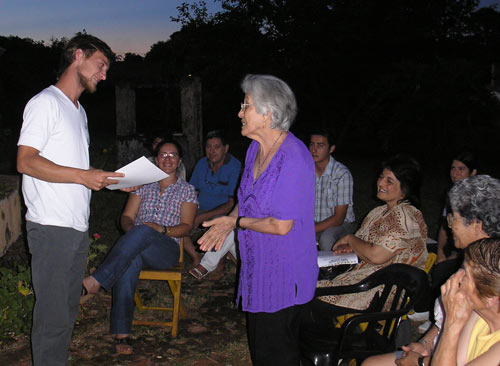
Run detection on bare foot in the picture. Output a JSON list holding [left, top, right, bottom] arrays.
[[191, 253, 202, 267], [82, 276, 101, 294]]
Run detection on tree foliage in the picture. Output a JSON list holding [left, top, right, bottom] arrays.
[[1, 1, 499, 159], [153, 0, 499, 157]]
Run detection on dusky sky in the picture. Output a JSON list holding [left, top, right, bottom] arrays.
[[0, 0, 498, 56]]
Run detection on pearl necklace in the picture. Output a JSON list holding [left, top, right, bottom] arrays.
[[255, 131, 284, 179]]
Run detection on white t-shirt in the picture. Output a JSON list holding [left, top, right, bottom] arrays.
[[18, 85, 91, 232]]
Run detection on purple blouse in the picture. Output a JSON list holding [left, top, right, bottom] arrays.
[[237, 132, 319, 313]]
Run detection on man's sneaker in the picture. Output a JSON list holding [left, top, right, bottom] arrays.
[[418, 320, 433, 334], [408, 311, 429, 321]]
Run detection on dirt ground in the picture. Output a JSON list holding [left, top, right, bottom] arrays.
[[0, 252, 252, 366]]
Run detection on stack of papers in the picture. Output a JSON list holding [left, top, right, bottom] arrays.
[[317, 251, 358, 268], [106, 156, 169, 190]]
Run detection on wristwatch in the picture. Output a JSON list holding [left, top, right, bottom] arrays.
[[418, 356, 425, 366], [161, 226, 167, 235], [236, 216, 245, 230]]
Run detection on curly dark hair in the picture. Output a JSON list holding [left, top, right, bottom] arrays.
[[381, 154, 421, 207]]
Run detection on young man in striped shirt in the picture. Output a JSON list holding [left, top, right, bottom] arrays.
[[309, 129, 355, 251]]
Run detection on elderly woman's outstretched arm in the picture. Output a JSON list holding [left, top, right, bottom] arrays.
[[197, 203, 294, 252]]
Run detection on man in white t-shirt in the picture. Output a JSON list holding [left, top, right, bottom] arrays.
[[17, 34, 124, 366]]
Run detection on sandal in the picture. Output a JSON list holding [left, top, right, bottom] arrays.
[[189, 264, 209, 280], [115, 337, 133, 355]]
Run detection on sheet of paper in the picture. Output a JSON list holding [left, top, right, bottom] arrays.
[[106, 156, 168, 190], [317, 251, 358, 268]]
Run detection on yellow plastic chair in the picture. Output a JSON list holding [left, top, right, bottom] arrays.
[[132, 238, 187, 337], [424, 252, 437, 274]]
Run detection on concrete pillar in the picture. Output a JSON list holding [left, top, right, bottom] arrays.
[[180, 76, 203, 176], [115, 84, 148, 167], [0, 175, 21, 257]]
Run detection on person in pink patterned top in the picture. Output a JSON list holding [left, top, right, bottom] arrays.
[[304, 155, 427, 333]]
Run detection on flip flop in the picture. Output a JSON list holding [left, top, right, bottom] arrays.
[[189, 264, 209, 280], [115, 337, 133, 355]]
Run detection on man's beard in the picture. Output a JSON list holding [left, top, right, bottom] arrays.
[[77, 71, 97, 93]]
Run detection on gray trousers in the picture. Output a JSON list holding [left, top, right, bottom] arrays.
[[27, 221, 89, 366], [316, 222, 355, 251], [200, 230, 237, 272]]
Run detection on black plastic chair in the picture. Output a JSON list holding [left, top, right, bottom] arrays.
[[300, 263, 429, 366]]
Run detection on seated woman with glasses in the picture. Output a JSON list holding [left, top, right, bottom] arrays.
[[82, 139, 197, 354], [303, 155, 428, 331]]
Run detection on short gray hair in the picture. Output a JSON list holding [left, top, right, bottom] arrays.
[[241, 74, 297, 131], [449, 175, 500, 237]]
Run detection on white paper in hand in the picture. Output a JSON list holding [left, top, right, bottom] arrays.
[[317, 251, 358, 268], [106, 156, 168, 190]]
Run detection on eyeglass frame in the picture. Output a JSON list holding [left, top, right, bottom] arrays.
[[240, 103, 252, 112], [158, 151, 180, 159], [446, 213, 459, 228]]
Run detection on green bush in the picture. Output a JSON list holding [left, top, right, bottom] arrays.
[[0, 265, 34, 340], [0, 234, 109, 341]]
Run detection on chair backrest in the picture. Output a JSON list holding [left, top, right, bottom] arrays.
[[364, 264, 428, 313], [302, 264, 429, 366], [316, 263, 428, 314], [334, 264, 428, 362]]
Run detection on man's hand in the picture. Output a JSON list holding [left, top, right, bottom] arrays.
[[80, 169, 124, 190], [120, 185, 141, 193]]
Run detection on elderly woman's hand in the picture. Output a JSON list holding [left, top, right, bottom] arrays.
[[440, 269, 473, 329], [332, 234, 354, 254], [198, 216, 236, 252]]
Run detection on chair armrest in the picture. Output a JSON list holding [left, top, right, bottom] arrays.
[[315, 281, 372, 297]]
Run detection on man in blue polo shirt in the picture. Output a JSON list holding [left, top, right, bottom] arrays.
[[184, 130, 241, 266]]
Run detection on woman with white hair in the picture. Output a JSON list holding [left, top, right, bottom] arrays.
[[198, 74, 318, 365]]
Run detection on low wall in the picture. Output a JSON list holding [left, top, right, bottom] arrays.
[[0, 175, 21, 257]]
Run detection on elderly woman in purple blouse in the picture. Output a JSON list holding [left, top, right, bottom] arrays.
[[198, 74, 319, 365]]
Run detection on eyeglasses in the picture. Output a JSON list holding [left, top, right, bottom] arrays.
[[158, 152, 179, 159], [240, 103, 252, 112]]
